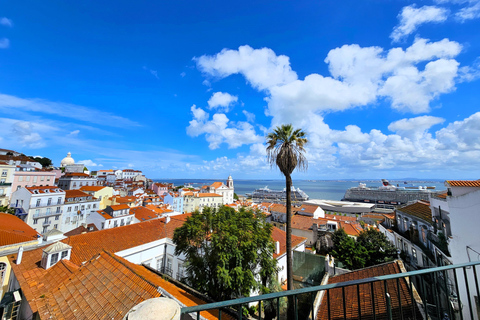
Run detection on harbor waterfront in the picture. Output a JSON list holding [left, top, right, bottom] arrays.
[[159, 179, 447, 201]]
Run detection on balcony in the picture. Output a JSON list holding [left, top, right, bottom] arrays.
[[43, 220, 51, 226], [0, 182, 12, 186], [33, 210, 62, 219], [181, 261, 480, 320], [33, 202, 64, 208]]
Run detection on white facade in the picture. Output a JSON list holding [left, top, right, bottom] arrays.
[[88, 205, 135, 230], [0, 163, 15, 206], [61, 190, 101, 233], [10, 186, 65, 234]]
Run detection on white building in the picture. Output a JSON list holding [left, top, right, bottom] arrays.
[[115, 169, 143, 180], [201, 176, 235, 205], [430, 180, 480, 319], [57, 173, 98, 190], [0, 162, 15, 206], [10, 186, 66, 234], [88, 204, 135, 230], [61, 190, 101, 233]]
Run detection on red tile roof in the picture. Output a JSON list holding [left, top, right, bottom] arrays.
[[130, 206, 160, 221], [317, 261, 422, 320], [64, 189, 91, 198], [446, 180, 480, 187], [210, 182, 223, 189], [109, 204, 130, 211], [271, 227, 307, 259], [0, 213, 40, 246], [397, 201, 432, 224], [62, 215, 191, 265], [79, 186, 106, 192], [197, 193, 223, 197], [63, 224, 99, 237]]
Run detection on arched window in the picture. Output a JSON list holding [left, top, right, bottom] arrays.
[[0, 262, 6, 284]]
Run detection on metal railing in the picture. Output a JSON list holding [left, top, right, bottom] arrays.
[[181, 261, 480, 320], [33, 210, 62, 218]]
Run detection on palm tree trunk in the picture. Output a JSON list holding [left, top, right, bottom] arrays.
[[285, 173, 294, 317]]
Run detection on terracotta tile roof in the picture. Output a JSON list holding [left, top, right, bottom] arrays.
[[109, 204, 130, 211], [317, 261, 422, 320], [63, 224, 99, 237], [9, 249, 166, 319], [115, 196, 136, 203], [130, 206, 160, 221], [341, 222, 363, 237], [97, 210, 113, 220], [63, 215, 191, 265], [296, 204, 320, 215], [446, 179, 480, 187], [210, 182, 223, 189], [324, 214, 357, 222], [0, 213, 40, 246], [292, 215, 328, 231], [65, 189, 91, 198], [271, 227, 307, 259], [79, 186, 106, 192], [63, 173, 90, 177], [397, 201, 432, 224], [435, 191, 448, 199], [197, 193, 223, 197]]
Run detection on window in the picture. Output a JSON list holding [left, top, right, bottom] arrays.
[[33, 219, 38, 224], [0, 263, 6, 284], [50, 253, 59, 265], [26, 176, 30, 182], [1, 170, 7, 176], [67, 207, 72, 212], [56, 207, 61, 213], [36, 199, 41, 207], [33, 176, 37, 183], [41, 176, 44, 181], [57, 197, 62, 204], [412, 248, 417, 263], [93, 204, 96, 209], [66, 217, 70, 223], [47, 198, 52, 205], [61, 251, 68, 259], [46, 208, 51, 214], [55, 215, 59, 220], [54, 224, 58, 229], [74, 206, 78, 211], [18, 176, 23, 182]]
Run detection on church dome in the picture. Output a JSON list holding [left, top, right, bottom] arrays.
[[60, 152, 75, 167]]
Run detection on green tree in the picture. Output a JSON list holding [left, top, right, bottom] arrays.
[[234, 193, 239, 200], [356, 227, 397, 266], [173, 206, 277, 301], [0, 206, 15, 215], [266, 124, 307, 317], [29, 156, 53, 168], [332, 229, 368, 269]]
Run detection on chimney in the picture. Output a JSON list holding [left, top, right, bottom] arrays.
[[165, 216, 171, 224], [37, 234, 43, 245], [275, 241, 280, 255], [16, 246, 24, 265]]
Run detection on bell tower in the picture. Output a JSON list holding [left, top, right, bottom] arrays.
[[227, 175, 233, 189]]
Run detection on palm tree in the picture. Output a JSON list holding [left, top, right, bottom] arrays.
[[266, 124, 307, 314]]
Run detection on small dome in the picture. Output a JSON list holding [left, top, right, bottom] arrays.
[[60, 152, 75, 167]]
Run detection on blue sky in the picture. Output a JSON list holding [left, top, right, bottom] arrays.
[[1, 0, 480, 180]]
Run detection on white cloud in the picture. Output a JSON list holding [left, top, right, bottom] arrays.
[[195, 45, 298, 90], [77, 159, 103, 167], [436, 112, 480, 150], [0, 17, 12, 27], [456, 0, 480, 20], [180, 72, 186, 77], [0, 38, 10, 49], [143, 66, 159, 79], [68, 130, 80, 136], [242, 110, 255, 122], [391, 5, 449, 42], [207, 92, 238, 111], [12, 121, 45, 148], [0, 93, 141, 127], [186, 105, 262, 149]]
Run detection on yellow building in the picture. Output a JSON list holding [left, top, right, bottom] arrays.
[[79, 186, 114, 210]]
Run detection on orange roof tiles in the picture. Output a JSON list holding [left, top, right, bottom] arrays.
[[63, 215, 191, 265], [296, 204, 320, 215], [317, 261, 422, 320], [130, 206, 160, 221], [0, 213, 40, 246], [63, 172, 90, 177], [210, 182, 223, 189], [109, 203, 130, 211], [197, 193, 223, 197], [397, 201, 432, 224], [79, 185, 106, 192], [271, 227, 307, 259], [64, 189, 91, 198], [446, 179, 480, 187], [324, 214, 357, 222]]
